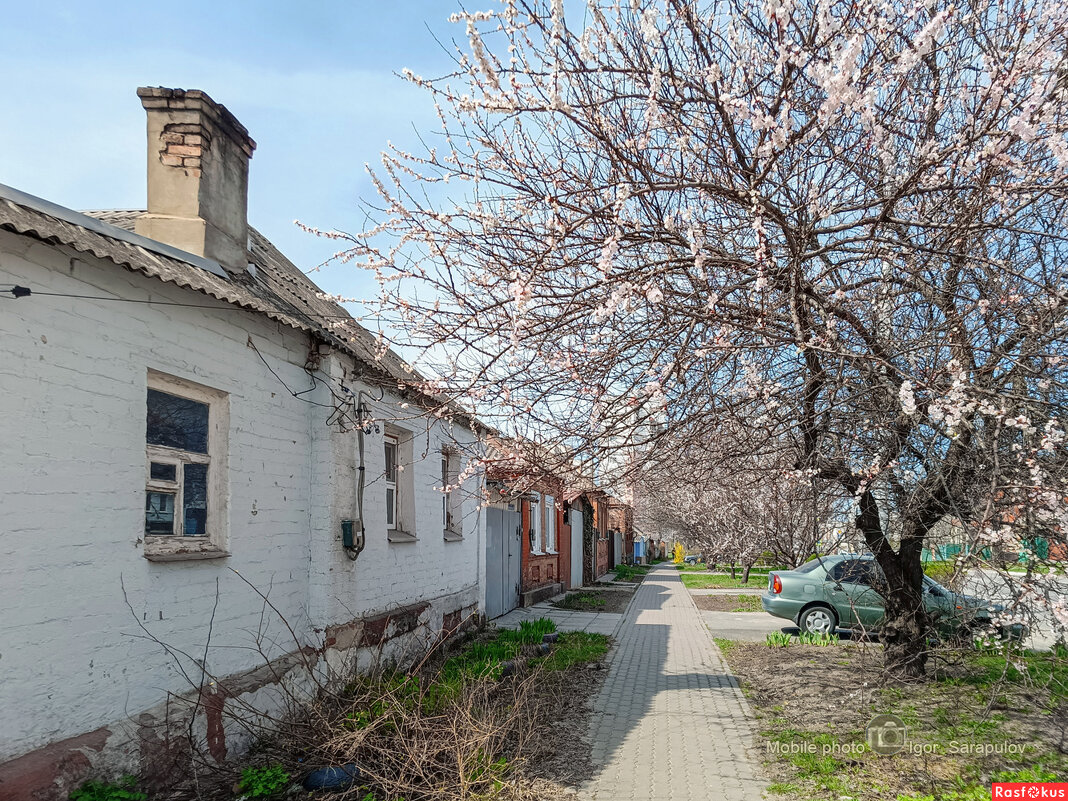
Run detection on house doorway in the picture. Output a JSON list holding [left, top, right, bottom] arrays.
[[485, 502, 522, 619]]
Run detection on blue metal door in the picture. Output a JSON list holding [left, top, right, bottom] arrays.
[[485, 503, 521, 619]]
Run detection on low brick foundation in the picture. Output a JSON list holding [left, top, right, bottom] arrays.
[[0, 595, 479, 801], [521, 582, 562, 607]]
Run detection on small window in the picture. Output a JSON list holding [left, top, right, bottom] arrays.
[[441, 457, 450, 529], [545, 495, 557, 552], [383, 427, 416, 541], [144, 371, 228, 560], [385, 436, 398, 529], [441, 451, 462, 539], [530, 492, 542, 553]]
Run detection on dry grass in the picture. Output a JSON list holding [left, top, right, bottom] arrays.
[[164, 625, 608, 801]]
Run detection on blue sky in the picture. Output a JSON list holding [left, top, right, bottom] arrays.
[[0, 1, 463, 304]]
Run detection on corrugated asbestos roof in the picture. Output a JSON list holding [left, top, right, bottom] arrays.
[[0, 182, 417, 387]]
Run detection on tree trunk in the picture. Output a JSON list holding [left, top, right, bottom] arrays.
[[729, 561, 737, 580], [879, 579, 928, 678], [742, 563, 752, 584], [855, 490, 929, 678]]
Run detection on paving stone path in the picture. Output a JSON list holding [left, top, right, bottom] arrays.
[[581, 563, 767, 801], [493, 601, 622, 637]]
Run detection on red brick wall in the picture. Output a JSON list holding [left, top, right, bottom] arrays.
[[520, 498, 564, 592]]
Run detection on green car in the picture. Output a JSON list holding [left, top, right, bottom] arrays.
[[761, 554, 1024, 639]]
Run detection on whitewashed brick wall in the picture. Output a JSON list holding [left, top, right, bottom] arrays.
[[0, 228, 484, 767]]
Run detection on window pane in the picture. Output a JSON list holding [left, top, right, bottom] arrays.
[[546, 496, 556, 549], [150, 462, 177, 481], [145, 491, 176, 535], [386, 487, 395, 527], [147, 389, 209, 454], [384, 442, 397, 482], [183, 463, 208, 536]]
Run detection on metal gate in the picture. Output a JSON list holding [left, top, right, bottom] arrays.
[[570, 509, 584, 588], [485, 502, 522, 619]]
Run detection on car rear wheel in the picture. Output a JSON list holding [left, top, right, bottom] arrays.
[[799, 605, 837, 635]]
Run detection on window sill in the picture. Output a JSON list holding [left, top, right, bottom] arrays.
[[530, 550, 545, 556], [546, 550, 559, 555], [443, 529, 464, 543], [143, 538, 230, 562], [388, 529, 418, 544]]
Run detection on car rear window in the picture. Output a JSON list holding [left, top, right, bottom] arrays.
[[793, 559, 826, 574]]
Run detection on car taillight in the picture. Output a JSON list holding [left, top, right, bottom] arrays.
[[772, 574, 782, 594]]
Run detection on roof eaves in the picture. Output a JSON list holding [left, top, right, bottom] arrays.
[[0, 185, 493, 434], [0, 183, 228, 279]]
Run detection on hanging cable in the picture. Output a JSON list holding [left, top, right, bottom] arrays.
[[247, 336, 335, 410], [2, 284, 364, 318]]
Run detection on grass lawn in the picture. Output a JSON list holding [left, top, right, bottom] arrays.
[[692, 594, 765, 612], [680, 572, 770, 589], [553, 591, 605, 611], [552, 589, 632, 613], [719, 639, 1068, 800], [613, 563, 650, 582], [531, 630, 609, 670]]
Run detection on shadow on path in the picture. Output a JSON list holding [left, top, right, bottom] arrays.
[[579, 564, 766, 801]]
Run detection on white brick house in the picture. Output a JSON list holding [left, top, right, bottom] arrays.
[[0, 87, 486, 799]]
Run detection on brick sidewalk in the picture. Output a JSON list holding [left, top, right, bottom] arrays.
[[581, 564, 767, 800]]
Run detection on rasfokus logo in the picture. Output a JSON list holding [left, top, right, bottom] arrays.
[[992, 784, 1068, 799]]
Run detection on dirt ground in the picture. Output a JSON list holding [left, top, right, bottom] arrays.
[[720, 640, 1067, 800], [523, 664, 607, 795], [552, 589, 633, 613]]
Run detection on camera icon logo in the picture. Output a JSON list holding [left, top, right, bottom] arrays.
[[866, 714, 906, 755]]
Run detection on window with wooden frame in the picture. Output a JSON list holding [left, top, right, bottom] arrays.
[[384, 427, 416, 542], [384, 435, 399, 529], [529, 492, 543, 553], [441, 451, 462, 541], [144, 370, 228, 560], [545, 495, 557, 553]]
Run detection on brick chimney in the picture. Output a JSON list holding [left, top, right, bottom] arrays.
[[134, 87, 256, 276]]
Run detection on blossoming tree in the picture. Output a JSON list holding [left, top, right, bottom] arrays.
[[635, 436, 831, 579], [340, 0, 1068, 675]]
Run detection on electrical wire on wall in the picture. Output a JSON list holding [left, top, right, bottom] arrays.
[[346, 390, 382, 562]]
